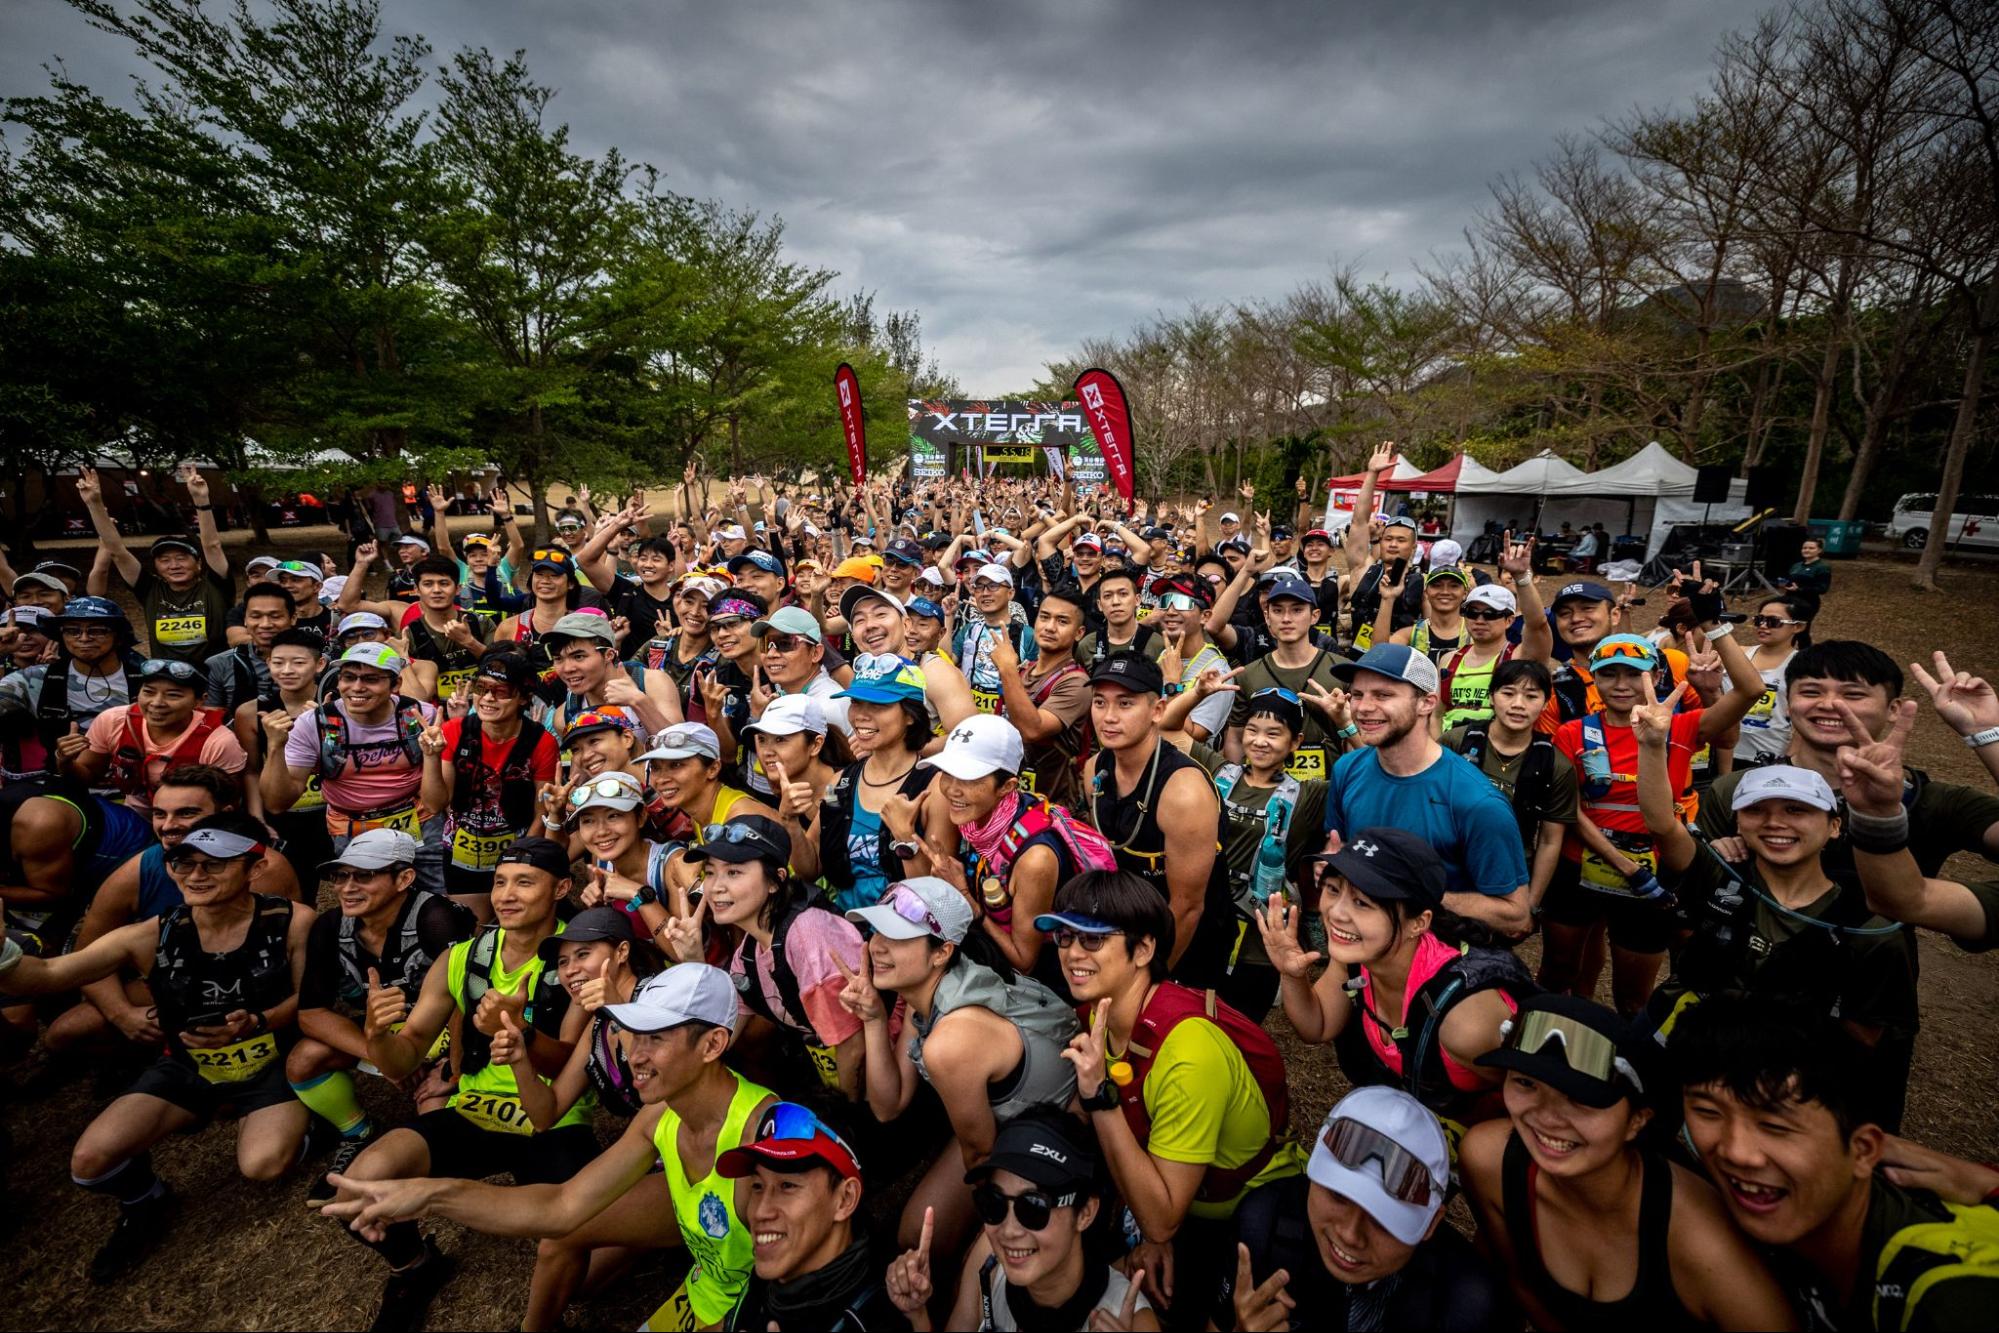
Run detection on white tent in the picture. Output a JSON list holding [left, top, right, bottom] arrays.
[[1450, 442, 1752, 554], [1448, 450, 1588, 543]]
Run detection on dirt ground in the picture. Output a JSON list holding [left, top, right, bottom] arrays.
[[2, 548, 1996, 1330]]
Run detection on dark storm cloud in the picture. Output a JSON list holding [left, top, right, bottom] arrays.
[[3, 0, 1749, 392]]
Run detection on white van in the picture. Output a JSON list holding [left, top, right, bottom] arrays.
[[1888, 493, 1999, 551]]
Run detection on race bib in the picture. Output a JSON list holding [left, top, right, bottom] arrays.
[[450, 825, 510, 871], [451, 1089, 534, 1135], [189, 1031, 279, 1085], [437, 667, 475, 701], [293, 772, 326, 812], [359, 805, 421, 836], [640, 1278, 699, 1333], [1744, 688, 1778, 728], [1353, 621, 1375, 652], [1578, 839, 1659, 896], [154, 614, 208, 648], [804, 1042, 842, 1092], [1286, 746, 1328, 782], [1017, 768, 1040, 796], [971, 688, 1002, 715]]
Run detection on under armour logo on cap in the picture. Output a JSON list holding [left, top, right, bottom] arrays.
[[1352, 838, 1381, 857], [951, 726, 975, 745]]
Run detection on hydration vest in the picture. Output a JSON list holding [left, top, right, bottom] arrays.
[[733, 892, 840, 1035], [1215, 764, 1301, 910], [107, 706, 227, 801], [908, 959, 1080, 1122], [317, 696, 428, 775], [969, 794, 1119, 926], [1455, 723, 1556, 851], [152, 895, 295, 1040], [1110, 983, 1290, 1203], [447, 714, 546, 835], [11, 650, 144, 774], [815, 763, 936, 896], [336, 889, 449, 1000], [455, 923, 568, 1077]]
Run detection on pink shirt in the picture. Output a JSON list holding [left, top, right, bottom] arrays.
[[730, 906, 865, 1048], [282, 700, 435, 815], [84, 705, 246, 814]]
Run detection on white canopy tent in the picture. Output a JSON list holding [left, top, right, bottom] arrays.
[[1448, 450, 1587, 544], [1450, 442, 1750, 555]]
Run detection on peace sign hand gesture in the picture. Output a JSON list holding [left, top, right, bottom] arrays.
[[1062, 998, 1111, 1096], [1300, 678, 1350, 728], [1835, 697, 1917, 818], [832, 947, 885, 1024], [660, 882, 709, 964], [1086, 1268, 1151, 1331], [1630, 675, 1687, 750], [418, 719, 448, 757], [1910, 651, 1999, 738], [885, 1206, 935, 1321], [1231, 1243, 1296, 1333]]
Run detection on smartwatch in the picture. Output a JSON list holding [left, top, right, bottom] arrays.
[[890, 839, 923, 860], [1965, 726, 1999, 750], [1080, 1079, 1120, 1112]]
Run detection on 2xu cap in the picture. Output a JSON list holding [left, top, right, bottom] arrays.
[[966, 1112, 1099, 1196]]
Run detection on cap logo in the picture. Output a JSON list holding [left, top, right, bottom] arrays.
[[1029, 1144, 1070, 1164], [1352, 838, 1380, 858], [950, 726, 975, 746]]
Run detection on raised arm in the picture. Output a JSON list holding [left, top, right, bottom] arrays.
[[1342, 442, 1395, 573], [180, 465, 230, 579], [1634, 678, 1698, 874], [74, 468, 142, 587]]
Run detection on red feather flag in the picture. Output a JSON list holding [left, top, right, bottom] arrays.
[[1073, 367, 1135, 502], [834, 362, 867, 488]]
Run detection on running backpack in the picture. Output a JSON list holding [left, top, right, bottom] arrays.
[[107, 705, 227, 799], [447, 714, 546, 834], [1110, 982, 1290, 1203], [336, 889, 445, 998], [734, 891, 838, 1033], [1335, 942, 1535, 1118], [1455, 723, 1555, 851], [456, 924, 567, 1076], [1872, 1198, 1999, 1332], [317, 696, 427, 774]]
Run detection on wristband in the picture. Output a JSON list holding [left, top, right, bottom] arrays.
[[1337, 723, 1360, 739], [194, 503, 215, 512], [1964, 726, 1999, 750], [1704, 621, 1736, 641], [0, 934, 22, 976], [1844, 805, 1911, 855]]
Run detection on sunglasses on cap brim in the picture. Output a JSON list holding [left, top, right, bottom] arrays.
[[1320, 1115, 1438, 1207], [1497, 1010, 1645, 1095]]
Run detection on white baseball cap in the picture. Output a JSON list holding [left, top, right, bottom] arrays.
[[319, 828, 420, 873], [638, 722, 723, 763], [742, 693, 828, 740], [1220, 511, 1240, 523], [1464, 584, 1517, 615], [1731, 764, 1837, 813], [1305, 1087, 1450, 1246], [845, 877, 975, 945], [603, 963, 740, 1033], [971, 563, 1014, 588], [916, 566, 947, 589], [921, 714, 1025, 780], [1430, 539, 1464, 566], [718, 524, 748, 541]]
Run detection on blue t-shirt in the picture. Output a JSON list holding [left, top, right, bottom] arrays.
[[836, 802, 888, 914], [1321, 746, 1528, 897]]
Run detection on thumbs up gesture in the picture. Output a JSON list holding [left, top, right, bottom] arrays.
[[363, 968, 408, 1039], [54, 722, 89, 765], [489, 1010, 529, 1067], [473, 983, 527, 1039]]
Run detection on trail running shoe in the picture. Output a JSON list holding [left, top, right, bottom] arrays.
[[369, 1238, 453, 1333], [306, 1124, 377, 1208], [89, 1187, 177, 1284]]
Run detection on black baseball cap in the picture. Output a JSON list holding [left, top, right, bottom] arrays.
[[966, 1112, 1098, 1194], [1476, 993, 1649, 1110], [883, 537, 925, 567], [496, 836, 572, 879], [1088, 651, 1164, 696], [538, 906, 636, 963], [472, 652, 539, 690], [1311, 827, 1446, 910], [685, 813, 792, 866]]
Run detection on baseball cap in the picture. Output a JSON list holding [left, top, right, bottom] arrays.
[[741, 693, 828, 741], [1220, 511, 1240, 523], [727, 549, 784, 578], [1430, 539, 1464, 566], [1269, 525, 1294, 541], [717, 1102, 862, 1182], [275, 559, 325, 587], [10, 571, 65, 596], [916, 565, 947, 589], [564, 710, 640, 744], [1263, 574, 1317, 605], [335, 642, 408, 677], [31, 560, 81, 585], [717, 523, 748, 541], [495, 836, 571, 879], [149, 535, 199, 560], [1425, 566, 1472, 587], [163, 824, 264, 863], [753, 605, 823, 645], [1332, 644, 1440, 696], [568, 770, 647, 815], [1311, 827, 1447, 911], [846, 877, 975, 945], [1306, 1088, 1450, 1247], [1588, 634, 1661, 673], [1731, 764, 1837, 813], [460, 532, 499, 550], [883, 537, 925, 567], [966, 1112, 1098, 1195], [1301, 527, 1335, 546], [921, 714, 1025, 780], [471, 652, 540, 690], [907, 596, 946, 624], [1217, 537, 1251, 556], [1552, 580, 1615, 606], [685, 813, 791, 866], [1072, 533, 1103, 553], [603, 962, 739, 1033], [537, 906, 636, 964], [318, 828, 419, 874], [839, 585, 904, 624], [1088, 650, 1165, 696], [529, 547, 577, 575], [1464, 585, 1517, 615], [830, 556, 878, 584], [971, 563, 1014, 588], [336, 611, 389, 637], [1475, 993, 1649, 1109], [6, 605, 51, 633], [638, 722, 722, 763], [545, 611, 616, 648], [394, 534, 431, 551], [835, 655, 927, 704]]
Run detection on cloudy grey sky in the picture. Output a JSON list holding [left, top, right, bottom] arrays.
[[3, 0, 1751, 394]]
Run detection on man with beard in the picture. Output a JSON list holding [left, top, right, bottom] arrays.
[[1321, 646, 1531, 936]]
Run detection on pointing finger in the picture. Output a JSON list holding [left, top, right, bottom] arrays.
[[917, 1205, 933, 1262]]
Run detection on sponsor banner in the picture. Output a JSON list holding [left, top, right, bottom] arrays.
[[1073, 368, 1135, 502], [907, 400, 1107, 486], [834, 363, 867, 487]]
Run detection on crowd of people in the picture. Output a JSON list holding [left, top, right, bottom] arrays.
[[0, 444, 1993, 1332]]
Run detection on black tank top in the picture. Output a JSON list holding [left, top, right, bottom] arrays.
[[1087, 741, 1235, 987], [1501, 1132, 1691, 1329]]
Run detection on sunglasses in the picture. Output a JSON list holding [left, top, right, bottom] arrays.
[[1250, 687, 1301, 706], [1319, 1116, 1436, 1206], [1050, 927, 1121, 951], [754, 1102, 859, 1164], [761, 634, 813, 654], [1463, 607, 1512, 621], [972, 1182, 1078, 1232], [569, 776, 641, 807], [1592, 642, 1655, 665], [1161, 593, 1200, 612], [325, 866, 399, 888], [530, 548, 574, 565], [139, 658, 201, 682], [1751, 615, 1803, 629], [708, 615, 751, 631], [1499, 1009, 1645, 1094], [702, 821, 777, 851], [471, 680, 519, 699]]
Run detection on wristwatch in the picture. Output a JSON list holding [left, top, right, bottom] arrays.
[[890, 838, 923, 860], [633, 881, 659, 908], [1080, 1079, 1120, 1112], [1965, 726, 1999, 750]]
